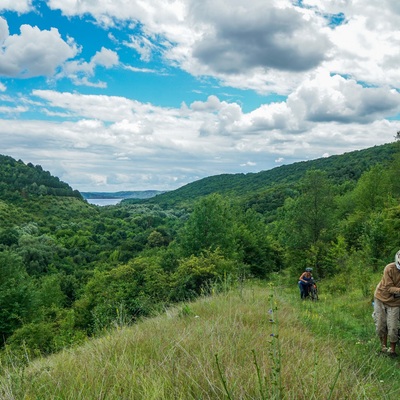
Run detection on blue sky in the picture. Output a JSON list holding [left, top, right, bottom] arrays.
[[1, 0, 400, 192]]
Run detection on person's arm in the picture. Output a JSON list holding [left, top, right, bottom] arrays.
[[299, 272, 306, 283], [381, 265, 400, 295]]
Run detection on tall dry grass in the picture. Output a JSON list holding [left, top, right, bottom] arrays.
[[0, 282, 397, 399]]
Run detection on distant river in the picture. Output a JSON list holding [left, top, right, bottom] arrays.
[[86, 198, 123, 206]]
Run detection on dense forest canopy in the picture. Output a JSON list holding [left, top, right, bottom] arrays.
[[0, 140, 399, 358], [0, 155, 82, 201], [139, 141, 399, 208]]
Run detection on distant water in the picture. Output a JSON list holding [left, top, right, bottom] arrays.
[[86, 198, 122, 206]]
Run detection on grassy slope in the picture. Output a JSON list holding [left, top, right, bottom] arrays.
[[2, 281, 400, 399]]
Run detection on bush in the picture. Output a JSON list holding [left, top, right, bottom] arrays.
[[171, 249, 239, 301], [7, 322, 55, 355]]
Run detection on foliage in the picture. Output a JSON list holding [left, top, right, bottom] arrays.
[[277, 170, 336, 276], [0, 251, 35, 339], [74, 256, 170, 334], [235, 208, 283, 277], [0, 155, 81, 201], [144, 141, 399, 208], [177, 194, 237, 258], [170, 249, 239, 301], [352, 164, 391, 213], [0, 141, 399, 359], [323, 235, 349, 277]]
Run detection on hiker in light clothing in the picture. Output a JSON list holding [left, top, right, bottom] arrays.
[[373, 250, 400, 358]]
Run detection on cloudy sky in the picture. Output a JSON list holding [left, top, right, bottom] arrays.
[[1, 0, 400, 192]]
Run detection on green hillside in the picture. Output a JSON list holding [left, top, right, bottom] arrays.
[[141, 141, 398, 208], [0, 140, 399, 383]]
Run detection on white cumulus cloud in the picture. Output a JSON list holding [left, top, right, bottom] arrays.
[[0, 0, 32, 13], [0, 20, 78, 77], [60, 47, 119, 86], [287, 71, 400, 124]]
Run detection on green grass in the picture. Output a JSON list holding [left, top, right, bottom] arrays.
[[1, 281, 400, 399]]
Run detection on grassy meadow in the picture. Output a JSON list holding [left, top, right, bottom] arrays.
[[1, 279, 400, 399]]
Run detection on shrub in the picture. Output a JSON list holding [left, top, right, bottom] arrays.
[[171, 249, 239, 301]]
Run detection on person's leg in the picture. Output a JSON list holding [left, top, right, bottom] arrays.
[[381, 334, 388, 351], [389, 341, 396, 354], [302, 284, 308, 299], [298, 282, 304, 299], [386, 306, 400, 356], [373, 298, 388, 351]]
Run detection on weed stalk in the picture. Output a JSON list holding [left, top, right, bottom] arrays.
[[215, 353, 233, 400], [327, 357, 342, 400], [252, 349, 267, 400], [268, 293, 283, 400]]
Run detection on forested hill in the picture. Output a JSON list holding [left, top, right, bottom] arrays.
[[0, 155, 81, 201], [141, 141, 398, 207], [81, 190, 165, 200], [1, 142, 396, 208]]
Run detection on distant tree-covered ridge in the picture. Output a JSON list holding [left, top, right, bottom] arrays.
[[144, 141, 398, 207], [0, 155, 81, 201], [81, 190, 166, 200]]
